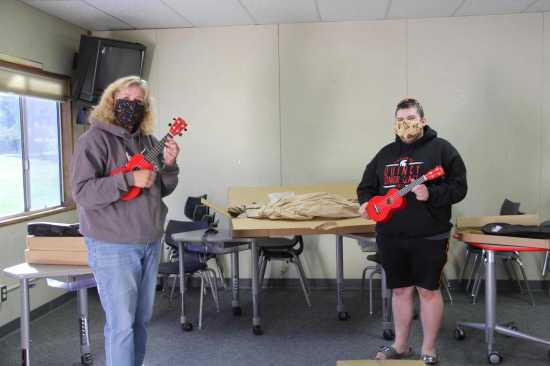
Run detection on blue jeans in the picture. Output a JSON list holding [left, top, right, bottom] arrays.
[[85, 237, 161, 366]]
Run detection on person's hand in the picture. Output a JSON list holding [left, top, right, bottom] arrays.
[[412, 184, 429, 201], [359, 202, 370, 219], [132, 169, 157, 188], [163, 137, 180, 167]]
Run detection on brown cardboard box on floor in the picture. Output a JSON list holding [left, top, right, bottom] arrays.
[[337, 361, 425, 366]]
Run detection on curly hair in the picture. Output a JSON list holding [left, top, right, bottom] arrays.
[[90, 76, 155, 135]]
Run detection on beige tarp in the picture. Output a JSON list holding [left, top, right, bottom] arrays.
[[230, 192, 360, 220]]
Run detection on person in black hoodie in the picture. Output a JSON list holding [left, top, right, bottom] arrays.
[[357, 98, 467, 365]]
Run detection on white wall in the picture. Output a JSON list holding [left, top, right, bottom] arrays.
[[0, 0, 85, 75], [96, 12, 550, 282], [407, 14, 544, 280], [542, 13, 550, 222], [0, 0, 85, 328]]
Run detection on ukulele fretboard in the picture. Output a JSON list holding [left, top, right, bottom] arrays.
[[396, 175, 428, 198], [144, 134, 171, 163]]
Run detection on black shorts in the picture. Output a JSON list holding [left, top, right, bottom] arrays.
[[376, 236, 448, 291]]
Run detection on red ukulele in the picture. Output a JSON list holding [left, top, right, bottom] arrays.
[[110, 117, 188, 201], [366, 166, 445, 223]]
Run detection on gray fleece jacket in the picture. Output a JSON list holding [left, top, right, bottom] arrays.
[[71, 118, 179, 244]]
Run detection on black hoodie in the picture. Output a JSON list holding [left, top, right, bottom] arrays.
[[357, 126, 467, 239]]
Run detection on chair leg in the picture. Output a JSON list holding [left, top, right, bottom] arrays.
[[472, 257, 485, 304], [259, 256, 268, 289], [292, 258, 312, 308], [368, 266, 380, 316], [214, 256, 227, 290], [460, 249, 472, 286], [207, 269, 220, 312], [360, 266, 369, 303], [470, 258, 481, 298], [466, 253, 481, 293], [542, 251, 550, 278], [504, 255, 524, 294], [512, 257, 535, 306], [169, 275, 178, 306], [198, 273, 205, 330], [160, 275, 168, 295], [294, 254, 310, 295], [442, 273, 453, 304], [204, 270, 215, 307]]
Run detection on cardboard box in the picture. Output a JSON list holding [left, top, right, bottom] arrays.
[[25, 249, 88, 266], [26, 235, 86, 251], [337, 361, 425, 366]]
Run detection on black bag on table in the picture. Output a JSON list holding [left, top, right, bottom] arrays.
[[27, 222, 81, 237], [481, 222, 550, 239]]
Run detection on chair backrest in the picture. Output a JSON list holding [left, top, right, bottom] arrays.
[[184, 195, 209, 221], [164, 219, 210, 249], [293, 235, 305, 255], [500, 198, 522, 215]]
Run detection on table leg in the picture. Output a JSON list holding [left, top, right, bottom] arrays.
[[20, 278, 30, 366], [250, 239, 263, 335], [486, 250, 496, 353], [77, 286, 93, 365], [455, 246, 550, 364], [178, 242, 193, 332], [336, 235, 349, 320], [231, 249, 242, 316]]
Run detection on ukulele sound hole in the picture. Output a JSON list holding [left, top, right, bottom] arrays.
[[386, 198, 393, 205]]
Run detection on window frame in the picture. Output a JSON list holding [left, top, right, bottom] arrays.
[[0, 60, 75, 227]]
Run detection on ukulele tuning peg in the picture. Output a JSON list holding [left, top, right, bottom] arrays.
[[179, 133, 182, 136], [173, 117, 176, 120], [168, 123, 172, 127], [184, 128, 188, 131]]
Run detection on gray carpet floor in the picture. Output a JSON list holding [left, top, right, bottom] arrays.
[[1, 286, 550, 366]]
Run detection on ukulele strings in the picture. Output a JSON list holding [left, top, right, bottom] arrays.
[[387, 175, 428, 201], [144, 134, 172, 162]]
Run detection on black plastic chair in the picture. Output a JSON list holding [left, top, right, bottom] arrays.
[[158, 219, 220, 329], [257, 235, 311, 307], [461, 199, 535, 306], [183, 194, 246, 290]]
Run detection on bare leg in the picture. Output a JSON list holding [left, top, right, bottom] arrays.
[[417, 287, 444, 357], [376, 286, 415, 359]]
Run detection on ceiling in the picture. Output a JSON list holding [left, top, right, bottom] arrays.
[[20, 0, 550, 31]]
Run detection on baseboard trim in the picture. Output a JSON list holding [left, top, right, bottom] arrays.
[[0, 291, 75, 339], [184, 277, 550, 292]]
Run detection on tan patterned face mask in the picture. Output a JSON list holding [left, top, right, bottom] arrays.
[[394, 119, 423, 141]]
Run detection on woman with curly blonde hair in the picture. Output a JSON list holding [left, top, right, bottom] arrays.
[[71, 75, 181, 366]]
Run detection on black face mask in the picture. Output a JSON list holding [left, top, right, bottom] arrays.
[[114, 99, 145, 133]]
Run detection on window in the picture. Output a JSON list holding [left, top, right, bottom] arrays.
[[0, 93, 63, 218], [0, 60, 73, 223]]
